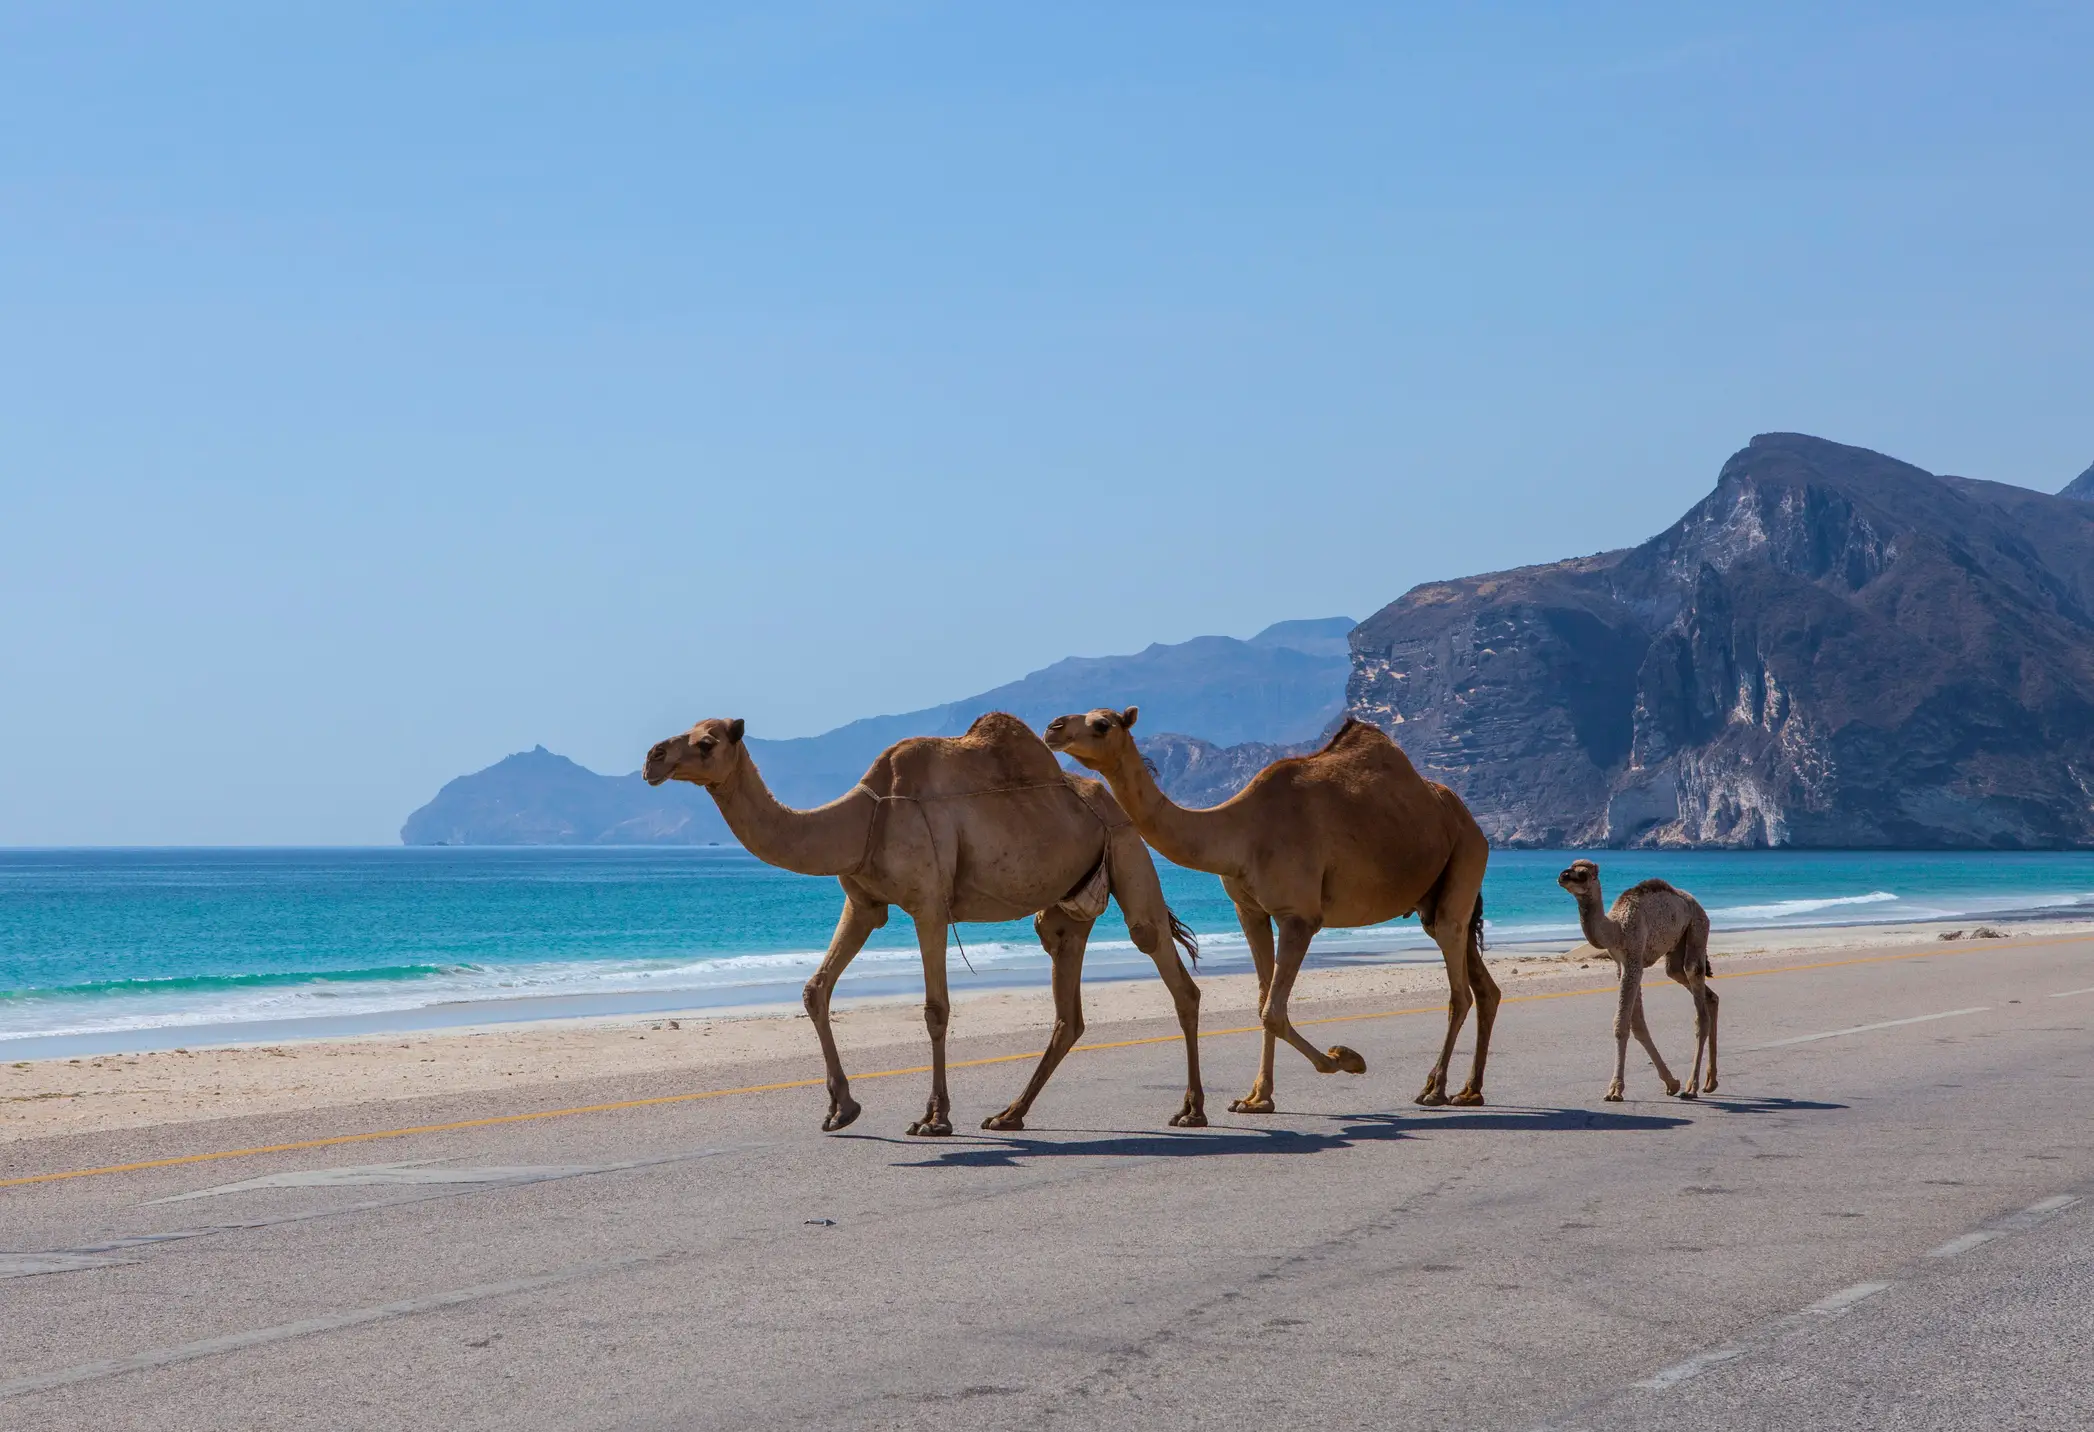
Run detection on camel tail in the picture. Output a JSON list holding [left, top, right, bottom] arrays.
[[1167, 906, 1200, 967], [1469, 893, 1486, 956]]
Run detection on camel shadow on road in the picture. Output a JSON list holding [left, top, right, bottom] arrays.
[[861, 1102, 1708, 1170]]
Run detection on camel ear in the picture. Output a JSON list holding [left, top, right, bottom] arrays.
[[727, 719, 745, 744], [1119, 706, 1139, 731]]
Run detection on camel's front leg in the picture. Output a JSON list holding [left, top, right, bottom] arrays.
[[1606, 960, 1644, 1101], [1263, 915, 1364, 1086], [1230, 904, 1280, 1113], [1629, 989, 1681, 1096], [907, 912, 954, 1136], [804, 893, 886, 1131], [982, 907, 1092, 1132]]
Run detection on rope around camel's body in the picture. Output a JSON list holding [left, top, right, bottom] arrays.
[[845, 778, 1118, 975]]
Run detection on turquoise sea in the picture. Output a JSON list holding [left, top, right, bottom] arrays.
[[5, 847, 2093, 1059]]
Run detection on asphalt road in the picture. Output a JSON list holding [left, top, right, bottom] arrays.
[[4, 934, 2091, 1431]]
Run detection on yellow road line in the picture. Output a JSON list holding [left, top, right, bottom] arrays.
[[4, 931, 2083, 1192]]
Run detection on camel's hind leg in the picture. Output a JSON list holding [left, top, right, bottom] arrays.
[[906, 912, 955, 1137], [1230, 903, 1281, 1114], [1421, 844, 1492, 1106], [982, 906, 1093, 1132], [1261, 915, 1365, 1090], [1448, 899, 1498, 1106], [1108, 832, 1206, 1127], [804, 891, 887, 1132], [1668, 919, 1717, 1095]]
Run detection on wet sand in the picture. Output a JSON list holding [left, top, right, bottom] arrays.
[[6, 917, 2085, 1142]]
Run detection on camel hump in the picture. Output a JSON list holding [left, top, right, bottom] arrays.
[[1318, 716, 1386, 754], [959, 711, 1038, 745], [1625, 878, 1682, 899], [876, 709, 1065, 796], [1265, 715, 1417, 787]]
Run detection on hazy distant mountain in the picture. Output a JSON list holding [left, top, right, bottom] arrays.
[[1344, 433, 2094, 848], [2063, 461, 2094, 502], [400, 618, 1354, 845], [399, 747, 735, 846]]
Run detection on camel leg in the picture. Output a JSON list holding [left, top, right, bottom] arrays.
[[1448, 902, 1498, 1107], [802, 893, 887, 1132], [1702, 984, 1720, 1093], [1678, 922, 1718, 1094], [981, 907, 1093, 1132], [1230, 903, 1281, 1114], [1110, 840, 1205, 1127], [1262, 915, 1365, 1084], [1629, 989, 1681, 1096], [1605, 960, 1644, 1101], [1417, 932, 1475, 1109], [1667, 962, 1717, 1096], [906, 912, 955, 1136]]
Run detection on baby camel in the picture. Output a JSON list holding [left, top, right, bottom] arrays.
[[1556, 860, 1719, 1101]]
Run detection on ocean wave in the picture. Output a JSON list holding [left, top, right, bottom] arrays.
[[1712, 891, 1899, 921], [0, 964, 460, 1003]]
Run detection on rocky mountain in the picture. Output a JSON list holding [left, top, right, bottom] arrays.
[[2064, 461, 2094, 502], [401, 618, 1353, 844], [1345, 433, 2094, 848]]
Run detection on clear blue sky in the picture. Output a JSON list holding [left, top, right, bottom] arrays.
[[3, 3, 2090, 844]]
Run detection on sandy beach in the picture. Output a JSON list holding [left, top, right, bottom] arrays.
[[7, 916, 2088, 1144]]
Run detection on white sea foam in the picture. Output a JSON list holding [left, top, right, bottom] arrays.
[[1713, 890, 1899, 921]]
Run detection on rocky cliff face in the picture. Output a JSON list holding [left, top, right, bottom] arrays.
[[1347, 434, 2094, 848]]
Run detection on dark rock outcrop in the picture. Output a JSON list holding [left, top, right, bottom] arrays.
[[1345, 434, 2094, 848], [1134, 731, 1325, 809]]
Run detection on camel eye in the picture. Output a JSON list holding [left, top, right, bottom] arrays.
[[1090, 720, 1109, 735], [696, 738, 716, 755]]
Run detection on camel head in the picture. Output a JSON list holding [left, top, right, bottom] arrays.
[[1557, 858, 1601, 898], [1041, 706, 1141, 771], [644, 717, 747, 788]]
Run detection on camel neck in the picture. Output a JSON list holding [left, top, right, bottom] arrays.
[[707, 755, 872, 878], [1096, 744, 1243, 878], [1573, 889, 1622, 950]]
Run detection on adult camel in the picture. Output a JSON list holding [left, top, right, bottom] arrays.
[[1044, 708, 1497, 1110], [644, 712, 1206, 1135]]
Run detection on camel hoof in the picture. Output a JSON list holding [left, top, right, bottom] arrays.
[[1328, 1045, 1367, 1075], [1414, 1086, 1448, 1107], [1703, 1076, 1719, 1093], [1603, 1091, 1624, 1103], [906, 1119, 954, 1137], [1229, 1097, 1276, 1114], [1662, 1079, 1682, 1096], [822, 1100, 861, 1132], [1448, 1090, 1485, 1107], [1677, 1087, 1699, 1101], [1170, 1110, 1209, 1128], [980, 1112, 1024, 1131]]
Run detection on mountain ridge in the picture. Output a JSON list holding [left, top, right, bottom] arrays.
[[401, 618, 1354, 845]]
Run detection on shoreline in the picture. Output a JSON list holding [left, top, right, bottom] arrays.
[[8, 914, 2089, 1145], [5, 899, 2085, 1065]]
